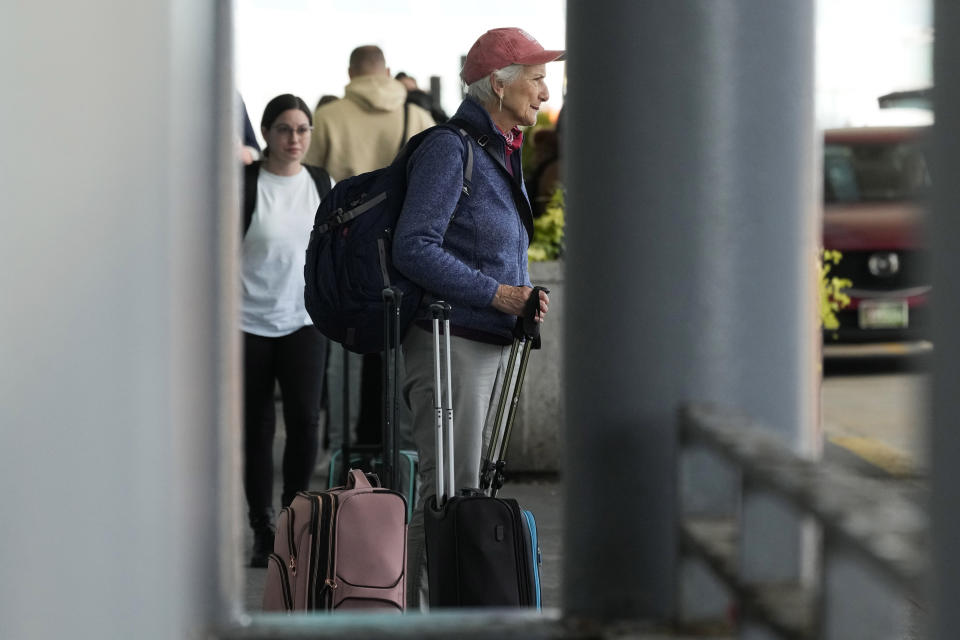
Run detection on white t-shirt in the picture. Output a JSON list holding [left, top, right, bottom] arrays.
[[241, 167, 321, 337]]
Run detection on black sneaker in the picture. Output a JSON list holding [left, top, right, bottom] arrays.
[[250, 526, 275, 568]]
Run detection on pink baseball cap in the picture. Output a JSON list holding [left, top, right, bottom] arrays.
[[461, 28, 565, 85]]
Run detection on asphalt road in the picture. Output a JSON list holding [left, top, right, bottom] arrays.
[[822, 355, 930, 477]]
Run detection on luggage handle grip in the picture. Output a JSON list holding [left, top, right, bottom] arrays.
[[429, 301, 451, 320], [513, 286, 549, 341], [382, 286, 403, 491], [382, 286, 403, 306], [346, 468, 378, 489]]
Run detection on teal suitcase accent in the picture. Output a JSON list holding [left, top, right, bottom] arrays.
[[327, 448, 419, 519]]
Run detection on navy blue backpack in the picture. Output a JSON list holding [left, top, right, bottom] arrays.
[[304, 121, 476, 353]]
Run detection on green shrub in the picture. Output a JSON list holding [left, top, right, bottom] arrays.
[[528, 188, 565, 262], [820, 249, 852, 330], [520, 111, 556, 177]]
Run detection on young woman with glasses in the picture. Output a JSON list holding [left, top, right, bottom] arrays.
[[240, 94, 332, 568]]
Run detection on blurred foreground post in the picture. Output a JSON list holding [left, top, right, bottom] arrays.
[[931, 2, 960, 639], [564, 0, 817, 625]]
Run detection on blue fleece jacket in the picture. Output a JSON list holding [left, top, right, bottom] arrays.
[[393, 97, 535, 341]]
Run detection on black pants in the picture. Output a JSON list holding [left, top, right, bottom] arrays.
[[243, 326, 327, 528]]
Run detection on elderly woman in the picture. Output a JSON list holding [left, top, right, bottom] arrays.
[[392, 27, 563, 608]]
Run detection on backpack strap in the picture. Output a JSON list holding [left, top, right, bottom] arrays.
[[303, 164, 333, 200], [318, 126, 473, 236], [431, 123, 475, 215], [242, 161, 261, 236], [446, 125, 475, 198], [444, 117, 533, 242], [317, 191, 390, 234]]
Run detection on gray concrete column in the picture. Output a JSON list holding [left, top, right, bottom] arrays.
[[563, 0, 816, 623], [0, 1, 234, 637], [930, 2, 960, 639]]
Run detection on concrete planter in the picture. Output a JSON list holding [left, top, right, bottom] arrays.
[[506, 260, 564, 474]]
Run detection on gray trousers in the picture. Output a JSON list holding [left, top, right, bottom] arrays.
[[402, 324, 512, 609]]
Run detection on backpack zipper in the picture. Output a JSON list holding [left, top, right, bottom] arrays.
[[306, 495, 321, 608], [279, 506, 297, 575]]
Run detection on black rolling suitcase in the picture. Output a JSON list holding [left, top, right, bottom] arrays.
[[423, 292, 546, 608], [327, 287, 419, 518]]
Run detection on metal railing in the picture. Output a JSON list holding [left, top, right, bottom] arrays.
[[678, 404, 928, 639]]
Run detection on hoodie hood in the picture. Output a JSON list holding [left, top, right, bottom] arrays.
[[344, 75, 408, 112]]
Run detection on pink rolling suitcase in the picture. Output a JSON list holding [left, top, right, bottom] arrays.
[[262, 468, 407, 612]]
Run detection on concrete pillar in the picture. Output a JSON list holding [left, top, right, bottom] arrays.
[[564, 0, 816, 623], [930, 2, 960, 639], [0, 1, 234, 637]]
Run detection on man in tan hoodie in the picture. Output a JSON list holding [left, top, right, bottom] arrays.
[[304, 45, 435, 180]]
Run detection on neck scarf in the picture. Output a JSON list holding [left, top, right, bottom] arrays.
[[497, 125, 524, 176]]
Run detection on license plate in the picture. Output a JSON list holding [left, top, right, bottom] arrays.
[[858, 299, 908, 329]]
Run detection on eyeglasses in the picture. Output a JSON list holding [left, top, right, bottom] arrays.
[[271, 124, 313, 137]]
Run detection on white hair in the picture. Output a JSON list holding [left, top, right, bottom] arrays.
[[465, 64, 526, 105]]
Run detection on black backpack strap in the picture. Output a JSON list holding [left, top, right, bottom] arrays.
[[444, 118, 534, 242], [303, 164, 332, 200], [446, 126, 475, 198], [392, 121, 476, 222], [401, 122, 475, 199], [242, 160, 261, 236]]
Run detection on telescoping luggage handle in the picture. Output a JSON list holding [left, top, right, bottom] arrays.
[[479, 286, 549, 498], [430, 301, 455, 506], [340, 331, 351, 486], [381, 287, 403, 491], [338, 287, 403, 489]]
